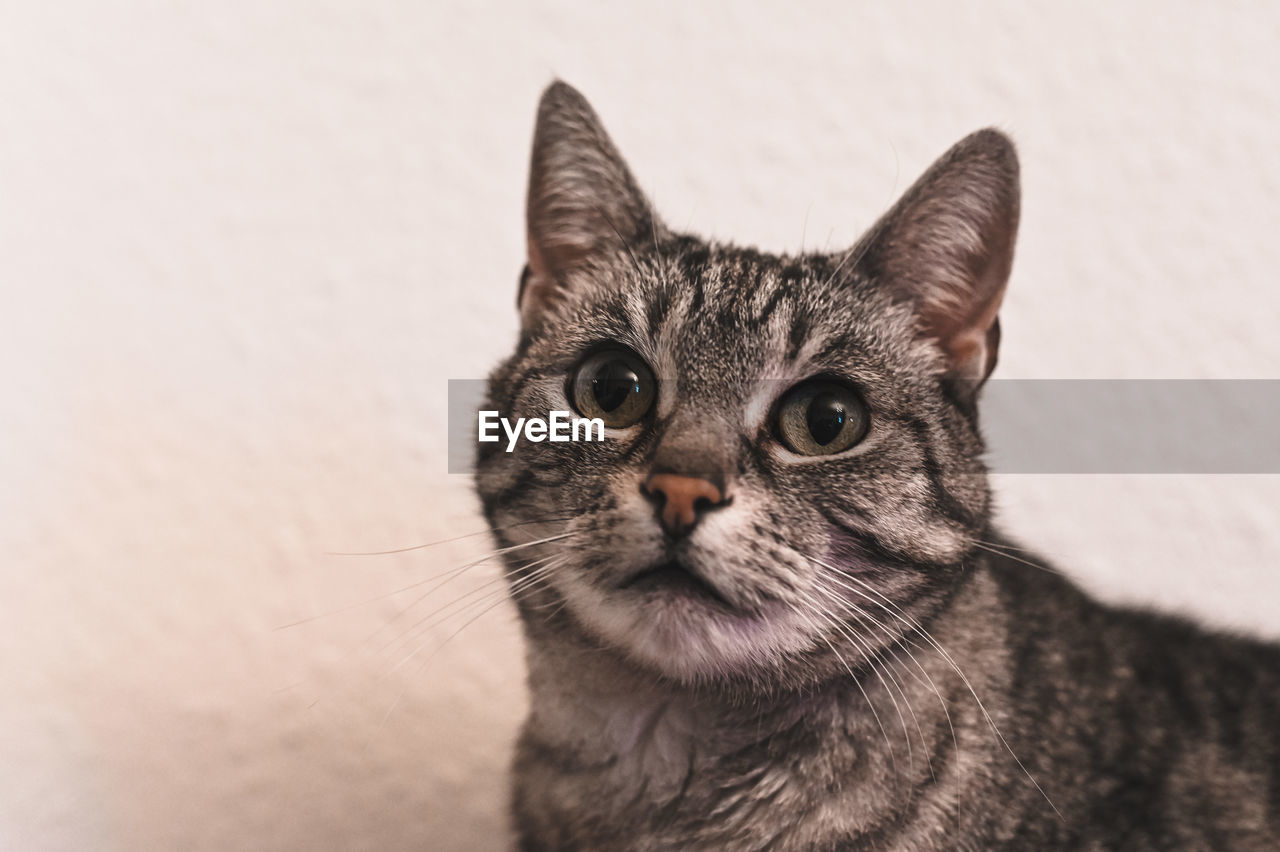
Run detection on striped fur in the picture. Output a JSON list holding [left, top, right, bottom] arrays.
[[474, 82, 1280, 850]]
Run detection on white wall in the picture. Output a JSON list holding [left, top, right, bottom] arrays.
[[2, 2, 1278, 849]]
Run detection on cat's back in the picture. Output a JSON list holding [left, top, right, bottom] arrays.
[[984, 544, 1280, 849]]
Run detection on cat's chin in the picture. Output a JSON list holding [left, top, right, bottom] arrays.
[[557, 573, 814, 684], [616, 559, 736, 609]]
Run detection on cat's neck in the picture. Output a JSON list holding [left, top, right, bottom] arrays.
[[519, 631, 827, 799], [518, 564, 1006, 801]]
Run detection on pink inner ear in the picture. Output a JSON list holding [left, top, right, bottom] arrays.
[[862, 129, 1019, 384], [904, 252, 1009, 383], [520, 82, 663, 329], [520, 224, 612, 327], [944, 320, 1000, 384], [934, 251, 1010, 382], [520, 235, 571, 323]]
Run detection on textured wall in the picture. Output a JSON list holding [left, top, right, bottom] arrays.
[[2, 2, 1278, 849]]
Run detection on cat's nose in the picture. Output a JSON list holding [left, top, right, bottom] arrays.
[[641, 473, 727, 537]]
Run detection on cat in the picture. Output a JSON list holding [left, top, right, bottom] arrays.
[[474, 81, 1280, 850]]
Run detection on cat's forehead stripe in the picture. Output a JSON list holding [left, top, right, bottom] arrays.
[[634, 251, 859, 379]]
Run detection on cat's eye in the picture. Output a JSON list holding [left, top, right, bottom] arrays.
[[569, 348, 656, 428], [775, 380, 869, 456]]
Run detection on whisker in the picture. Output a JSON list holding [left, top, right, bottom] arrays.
[[376, 585, 525, 725], [785, 600, 898, 775], [805, 584, 932, 780], [374, 553, 561, 657], [278, 531, 576, 636], [291, 530, 574, 715], [808, 555, 1064, 822], [362, 532, 575, 642], [537, 595, 571, 622], [381, 556, 564, 677], [970, 540, 1068, 577], [376, 564, 563, 723], [804, 561, 958, 757], [324, 515, 576, 557]]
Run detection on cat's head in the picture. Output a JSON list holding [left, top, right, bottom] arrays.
[[477, 82, 1018, 691]]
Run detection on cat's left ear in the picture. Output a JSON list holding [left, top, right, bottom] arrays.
[[520, 81, 665, 328], [857, 129, 1020, 387]]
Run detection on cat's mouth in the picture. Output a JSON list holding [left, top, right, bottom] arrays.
[[617, 560, 734, 609]]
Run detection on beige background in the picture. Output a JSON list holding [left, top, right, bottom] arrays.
[[2, 2, 1278, 849]]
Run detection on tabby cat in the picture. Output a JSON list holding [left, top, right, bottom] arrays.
[[475, 81, 1280, 850]]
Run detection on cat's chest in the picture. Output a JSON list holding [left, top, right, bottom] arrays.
[[518, 688, 882, 849], [551, 691, 703, 796]]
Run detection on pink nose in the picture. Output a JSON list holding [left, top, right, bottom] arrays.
[[642, 473, 726, 536]]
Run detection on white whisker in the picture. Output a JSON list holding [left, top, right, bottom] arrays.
[[359, 532, 577, 647], [375, 553, 563, 657], [786, 600, 899, 775], [805, 583, 934, 780], [807, 554, 1063, 822]]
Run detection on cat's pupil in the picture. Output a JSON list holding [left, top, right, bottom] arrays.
[[591, 360, 641, 412], [807, 393, 847, 446]]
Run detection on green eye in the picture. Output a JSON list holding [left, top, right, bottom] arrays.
[[570, 348, 656, 428], [776, 380, 869, 456]]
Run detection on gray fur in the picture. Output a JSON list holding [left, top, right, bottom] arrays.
[[475, 81, 1280, 850]]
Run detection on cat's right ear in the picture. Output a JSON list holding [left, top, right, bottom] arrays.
[[520, 81, 663, 328], [855, 129, 1020, 389]]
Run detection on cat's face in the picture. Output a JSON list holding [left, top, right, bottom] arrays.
[[477, 82, 1019, 690]]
